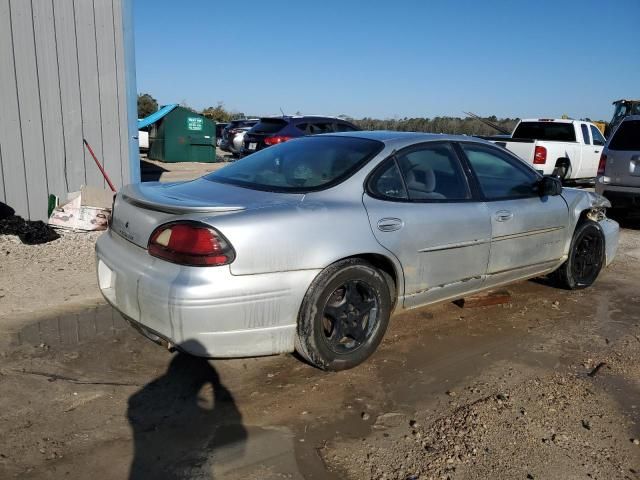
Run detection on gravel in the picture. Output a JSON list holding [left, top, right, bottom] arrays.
[[0, 230, 104, 319]]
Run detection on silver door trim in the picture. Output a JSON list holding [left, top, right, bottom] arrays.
[[418, 238, 491, 253], [492, 226, 565, 242]]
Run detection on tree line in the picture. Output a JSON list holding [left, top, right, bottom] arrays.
[[137, 94, 519, 136]]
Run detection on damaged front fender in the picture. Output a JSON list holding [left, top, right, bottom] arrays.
[[560, 188, 618, 264]]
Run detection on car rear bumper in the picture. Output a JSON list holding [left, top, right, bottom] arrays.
[[95, 230, 320, 357], [596, 182, 640, 207]]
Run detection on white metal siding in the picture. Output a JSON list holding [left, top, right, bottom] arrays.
[[0, 0, 137, 221]]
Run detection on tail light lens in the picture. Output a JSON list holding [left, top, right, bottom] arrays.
[[264, 135, 292, 146], [533, 146, 547, 164], [148, 222, 235, 266], [597, 153, 607, 176]]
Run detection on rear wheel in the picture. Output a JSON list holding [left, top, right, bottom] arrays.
[[552, 220, 605, 289], [552, 161, 571, 180], [295, 259, 392, 371]]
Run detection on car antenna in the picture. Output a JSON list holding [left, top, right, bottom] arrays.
[[280, 107, 286, 117]]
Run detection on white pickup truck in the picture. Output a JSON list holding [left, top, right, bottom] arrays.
[[488, 119, 606, 181]]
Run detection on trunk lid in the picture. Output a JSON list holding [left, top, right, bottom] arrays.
[[111, 179, 300, 249], [605, 119, 640, 187], [605, 150, 640, 187]]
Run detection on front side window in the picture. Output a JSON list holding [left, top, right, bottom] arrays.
[[581, 124, 591, 145], [590, 126, 606, 146], [206, 136, 383, 192], [461, 143, 539, 200]]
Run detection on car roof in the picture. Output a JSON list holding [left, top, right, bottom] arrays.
[[520, 118, 577, 124], [327, 130, 494, 148], [259, 115, 352, 122]]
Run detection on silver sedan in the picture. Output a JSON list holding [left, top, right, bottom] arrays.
[[96, 132, 619, 370]]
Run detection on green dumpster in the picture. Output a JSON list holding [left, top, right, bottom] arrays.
[[144, 105, 216, 163]]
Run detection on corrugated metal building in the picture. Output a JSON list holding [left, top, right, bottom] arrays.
[[0, 0, 138, 221]]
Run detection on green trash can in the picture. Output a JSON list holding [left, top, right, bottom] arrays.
[[146, 105, 216, 163]]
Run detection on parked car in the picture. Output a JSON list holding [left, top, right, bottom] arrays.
[[220, 119, 258, 155], [487, 119, 606, 181], [215, 122, 228, 147], [242, 115, 359, 155], [595, 115, 640, 212], [97, 132, 618, 371]]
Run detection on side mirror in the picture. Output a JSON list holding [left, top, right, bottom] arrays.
[[538, 175, 562, 196]]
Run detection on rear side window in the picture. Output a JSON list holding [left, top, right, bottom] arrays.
[[609, 120, 640, 151], [369, 143, 470, 201], [252, 118, 288, 134], [581, 124, 591, 145], [590, 126, 605, 146], [308, 123, 335, 134], [512, 122, 576, 142], [369, 160, 408, 200], [335, 122, 359, 132]]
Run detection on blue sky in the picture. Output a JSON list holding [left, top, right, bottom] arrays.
[[134, 0, 639, 121]]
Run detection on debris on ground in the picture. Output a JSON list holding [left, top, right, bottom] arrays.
[[454, 290, 511, 308], [48, 186, 113, 232], [0, 215, 59, 245]]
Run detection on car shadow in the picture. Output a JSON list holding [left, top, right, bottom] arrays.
[[127, 341, 247, 479], [140, 158, 169, 182], [608, 210, 640, 230]]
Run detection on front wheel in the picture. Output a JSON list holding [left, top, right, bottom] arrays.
[[551, 220, 605, 289], [295, 259, 392, 371]]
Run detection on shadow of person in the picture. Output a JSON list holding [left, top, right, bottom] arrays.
[[127, 342, 247, 479]]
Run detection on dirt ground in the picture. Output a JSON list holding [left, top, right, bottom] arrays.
[[0, 154, 232, 324], [1, 224, 639, 479]]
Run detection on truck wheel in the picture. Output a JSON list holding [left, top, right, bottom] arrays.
[[552, 161, 571, 180], [295, 259, 392, 371], [551, 220, 605, 290]]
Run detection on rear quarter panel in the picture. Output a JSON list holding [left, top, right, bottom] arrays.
[[211, 196, 396, 276]]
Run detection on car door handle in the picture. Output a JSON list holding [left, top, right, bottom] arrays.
[[377, 218, 404, 232], [495, 210, 513, 222]]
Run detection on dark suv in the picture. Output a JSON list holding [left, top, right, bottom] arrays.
[[242, 116, 359, 154], [220, 119, 259, 154]]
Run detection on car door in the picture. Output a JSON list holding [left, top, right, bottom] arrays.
[[458, 142, 569, 285], [586, 125, 606, 178], [362, 142, 491, 308], [579, 122, 601, 178]]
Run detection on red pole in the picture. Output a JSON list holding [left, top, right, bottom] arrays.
[[83, 138, 116, 192]]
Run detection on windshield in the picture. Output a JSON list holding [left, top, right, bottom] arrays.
[[206, 136, 384, 192], [512, 122, 576, 142]]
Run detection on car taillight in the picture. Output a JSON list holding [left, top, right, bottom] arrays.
[[264, 135, 292, 146], [533, 146, 547, 164], [597, 153, 607, 176], [148, 222, 235, 266]]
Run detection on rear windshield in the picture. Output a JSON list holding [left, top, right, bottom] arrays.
[[609, 120, 640, 151], [206, 136, 384, 192], [251, 118, 288, 134], [512, 122, 576, 142]]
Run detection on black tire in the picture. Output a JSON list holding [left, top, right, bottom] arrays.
[[551, 220, 605, 290], [553, 161, 570, 180], [295, 259, 392, 371]]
